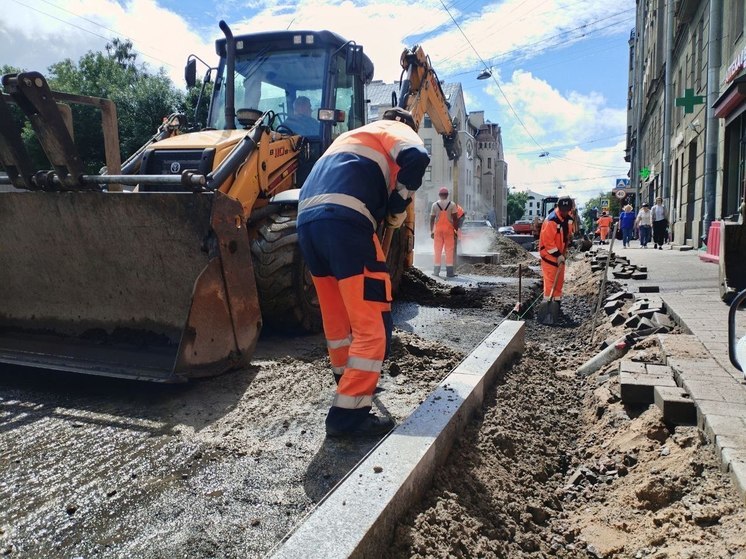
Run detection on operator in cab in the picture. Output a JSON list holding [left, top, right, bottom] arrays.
[[282, 96, 320, 137], [297, 107, 430, 438]]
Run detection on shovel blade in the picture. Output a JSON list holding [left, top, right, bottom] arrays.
[[537, 300, 560, 325]]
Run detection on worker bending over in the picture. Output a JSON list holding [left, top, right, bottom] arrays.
[[539, 196, 573, 311], [297, 107, 430, 438], [430, 187, 459, 277], [596, 211, 613, 244]]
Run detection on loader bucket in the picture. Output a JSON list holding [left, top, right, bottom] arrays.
[[0, 190, 261, 381]]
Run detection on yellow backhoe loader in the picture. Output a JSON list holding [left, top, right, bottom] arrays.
[[0, 22, 459, 382]]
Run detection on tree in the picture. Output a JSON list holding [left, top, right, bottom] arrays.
[[583, 192, 624, 232], [507, 189, 528, 224]]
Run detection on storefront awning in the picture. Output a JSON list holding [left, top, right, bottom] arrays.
[[714, 75, 746, 120]]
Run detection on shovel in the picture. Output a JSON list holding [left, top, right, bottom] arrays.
[[537, 262, 564, 325]]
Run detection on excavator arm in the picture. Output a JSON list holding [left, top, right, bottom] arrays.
[[397, 46, 461, 161]]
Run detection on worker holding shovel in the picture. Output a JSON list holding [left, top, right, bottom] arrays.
[[538, 196, 573, 325]]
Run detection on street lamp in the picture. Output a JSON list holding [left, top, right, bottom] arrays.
[[477, 68, 492, 80]]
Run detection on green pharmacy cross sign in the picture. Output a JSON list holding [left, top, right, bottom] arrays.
[[675, 88, 705, 114], [640, 167, 651, 181]]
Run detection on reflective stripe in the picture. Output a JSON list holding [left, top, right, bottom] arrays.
[[347, 356, 383, 373], [299, 193, 377, 229], [541, 256, 558, 267], [324, 143, 391, 189], [327, 336, 352, 350], [332, 365, 345, 376], [332, 393, 373, 409]]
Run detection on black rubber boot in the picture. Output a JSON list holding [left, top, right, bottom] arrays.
[[446, 266, 456, 277], [433, 266, 441, 276], [325, 406, 395, 438]]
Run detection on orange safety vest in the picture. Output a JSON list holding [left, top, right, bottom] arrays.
[[539, 210, 569, 266], [433, 200, 456, 232], [597, 215, 613, 229]]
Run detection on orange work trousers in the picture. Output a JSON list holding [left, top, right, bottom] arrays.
[[541, 260, 565, 299], [309, 235, 392, 412], [599, 227, 610, 241], [433, 230, 455, 266]]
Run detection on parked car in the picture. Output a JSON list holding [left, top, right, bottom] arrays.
[[512, 219, 533, 234], [497, 226, 516, 235]]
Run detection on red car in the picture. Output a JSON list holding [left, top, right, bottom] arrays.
[[512, 220, 533, 234]]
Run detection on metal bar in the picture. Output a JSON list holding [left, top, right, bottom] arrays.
[[589, 221, 619, 345], [0, 173, 206, 188]]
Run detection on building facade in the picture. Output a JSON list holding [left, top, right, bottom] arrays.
[[626, 0, 746, 247], [365, 80, 507, 232]]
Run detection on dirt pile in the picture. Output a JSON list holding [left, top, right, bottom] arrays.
[[390, 257, 746, 558], [489, 234, 537, 265], [457, 263, 541, 278], [398, 267, 500, 309]]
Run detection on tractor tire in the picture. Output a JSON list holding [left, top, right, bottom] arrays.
[[250, 208, 322, 334]]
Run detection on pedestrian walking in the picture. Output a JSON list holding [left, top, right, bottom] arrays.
[[539, 196, 573, 322], [596, 211, 613, 244], [297, 107, 430, 438], [619, 204, 636, 248], [430, 187, 459, 277], [635, 203, 653, 248], [651, 196, 668, 249]]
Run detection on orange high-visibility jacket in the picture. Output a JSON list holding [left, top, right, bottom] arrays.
[[539, 209, 570, 266]]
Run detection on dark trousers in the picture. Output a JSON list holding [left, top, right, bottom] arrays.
[[653, 220, 666, 246]]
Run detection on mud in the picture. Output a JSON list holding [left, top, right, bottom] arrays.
[[390, 258, 746, 559]]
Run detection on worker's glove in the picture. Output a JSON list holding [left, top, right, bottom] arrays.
[[557, 255, 566, 265], [387, 188, 413, 215], [386, 211, 407, 229]]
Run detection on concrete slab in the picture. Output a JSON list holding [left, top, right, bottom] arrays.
[[271, 320, 525, 559], [620, 372, 677, 406], [653, 386, 696, 425], [729, 460, 746, 505], [702, 414, 746, 442], [619, 360, 647, 374], [721, 449, 746, 473]]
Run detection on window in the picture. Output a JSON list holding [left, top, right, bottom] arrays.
[[487, 157, 492, 169], [731, 0, 745, 45], [423, 116, 432, 129], [424, 166, 432, 182], [424, 139, 432, 155], [695, 18, 704, 91]]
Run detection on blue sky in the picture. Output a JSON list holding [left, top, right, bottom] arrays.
[[1, 0, 635, 205]]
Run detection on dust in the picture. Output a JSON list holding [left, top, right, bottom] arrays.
[[391, 257, 746, 558]]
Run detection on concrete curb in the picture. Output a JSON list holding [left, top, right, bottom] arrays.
[[271, 320, 525, 559]]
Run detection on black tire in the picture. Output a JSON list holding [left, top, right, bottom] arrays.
[[250, 208, 322, 334]]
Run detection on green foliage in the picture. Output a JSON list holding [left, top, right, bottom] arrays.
[[507, 190, 528, 224], [3, 40, 189, 175]]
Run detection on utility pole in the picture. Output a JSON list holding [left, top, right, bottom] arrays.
[[703, 0, 723, 243]]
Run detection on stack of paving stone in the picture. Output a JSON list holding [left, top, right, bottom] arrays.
[[585, 251, 648, 280], [601, 291, 674, 336]]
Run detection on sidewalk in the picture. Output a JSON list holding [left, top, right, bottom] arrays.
[[604, 240, 746, 502]]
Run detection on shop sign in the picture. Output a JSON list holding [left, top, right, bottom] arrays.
[[726, 44, 746, 84]]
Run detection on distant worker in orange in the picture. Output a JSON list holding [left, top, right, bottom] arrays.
[[539, 196, 573, 311], [430, 187, 459, 277], [596, 210, 613, 245], [453, 202, 466, 264]]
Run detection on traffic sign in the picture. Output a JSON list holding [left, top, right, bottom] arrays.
[[615, 178, 630, 190], [615, 189, 626, 199], [601, 199, 609, 208]]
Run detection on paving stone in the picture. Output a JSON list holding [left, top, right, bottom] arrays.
[[613, 270, 633, 279], [607, 291, 634, 301], [604, 300, 623, 314], [646, 364, 673, 376], [682, 379, 746, 404], [629, 300, 650, 312], [697, 401, 746, 431], [610, 310, 627, 326], [702, 415, 746, 442], [639, 285, 660, 293], [658, 335, 710, 362], [633, 307, 665, 319], [721, 449, 746, 473], [624, 315, 641, 329], [654, 386, 696, 425], [631, 272, 648, 280], [651, 312, 674, 329], [619, 360, 646, 374], [636, 317, 655, 331], [620, 371, 677, 405]]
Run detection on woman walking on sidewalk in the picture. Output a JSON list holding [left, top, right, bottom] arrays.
[[619, 204, 636, 247], [635, 202, 652, 248]]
